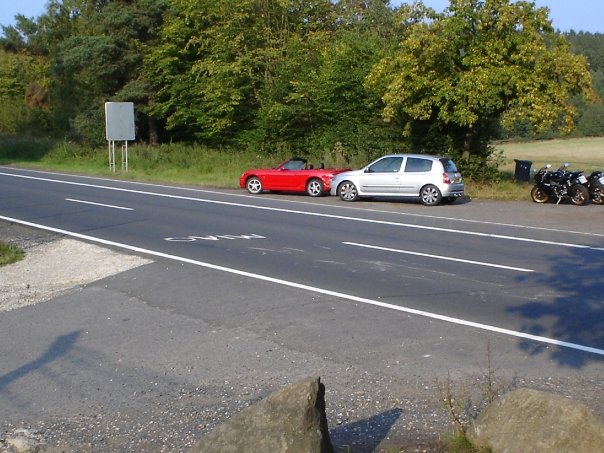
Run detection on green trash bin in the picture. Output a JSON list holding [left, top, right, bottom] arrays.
[[514, 159, 532, 182]]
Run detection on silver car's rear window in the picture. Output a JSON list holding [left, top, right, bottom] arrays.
[[440, 158, 458, 172], [405, 157, 433, 172]]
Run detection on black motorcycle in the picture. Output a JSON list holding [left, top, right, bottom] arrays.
[[530, 164, 590, 206], [586, 170, 604, 205]]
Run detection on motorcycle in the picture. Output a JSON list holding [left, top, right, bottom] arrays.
[[530, 163, 590, 206], [586, 170, 604, 205]]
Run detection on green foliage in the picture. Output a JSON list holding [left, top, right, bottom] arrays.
[[366, 0, 597, 179], [566, 31, 604, 72], [146, 0, 264, 142], [2, 0, 603, 184], [0, 241, 24, 267], [68, 108, 107, 146], [2, 135, 603, 198], [0, 99, 48, 136], [0, 136, 54, 161], [454, 147, 504, 183], [6, 0, 169, 144], [577, 103, 604, 136], [441, 431, 489, 453], [0, 49, 50, 135]]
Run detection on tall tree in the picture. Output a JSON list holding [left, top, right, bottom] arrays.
[[53, 0, 167, 143], [366, 0, 598, 165], [0, 49, 50, 135], [146, 0, 262, 142], [146, 0, 338, 144], [252, 0, 401, 157], [2, 0, 168, 143]]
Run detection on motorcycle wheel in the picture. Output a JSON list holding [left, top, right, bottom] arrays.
[[591, 184, 604, 205], [569, 184, 589, 206], [530, 186, 549, 203]]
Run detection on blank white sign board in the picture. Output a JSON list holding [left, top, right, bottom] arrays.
[[105, 102, 135, 141]]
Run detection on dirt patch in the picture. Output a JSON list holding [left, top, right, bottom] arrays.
[[0, 238, 152, 313]]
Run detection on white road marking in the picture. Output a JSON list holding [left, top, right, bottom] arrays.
[[2, 214, 603, 357], [165, 234, 265, 242], [343, 242, 534, 273], [4, 166, 604, 239], [66, 198, 133, 210], [1, 171, 602, 252]]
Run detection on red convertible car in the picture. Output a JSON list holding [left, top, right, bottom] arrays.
[[239, 157, 350, 197]]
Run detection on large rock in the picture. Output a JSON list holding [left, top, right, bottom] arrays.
[[467, 388, 604, 453], [190, 377, 333, 453]]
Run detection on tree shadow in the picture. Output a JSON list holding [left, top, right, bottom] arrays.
[[509, 244, 604, 367], [329, 407, 403, 452], [0, 331, 81, 391]]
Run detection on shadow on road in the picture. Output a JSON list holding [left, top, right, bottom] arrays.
[[329, 407, 403, 452], [0, 331, 81, 391], [510, 244, 604, 368]]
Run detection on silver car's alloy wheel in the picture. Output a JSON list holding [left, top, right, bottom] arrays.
[[246, 177, 262, 194], [420, 184, 442, 206], [306, 178, 324, 197], [338, 181, 358, 202]]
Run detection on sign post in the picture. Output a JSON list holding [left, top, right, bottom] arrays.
[[105, 102, 135, 172]]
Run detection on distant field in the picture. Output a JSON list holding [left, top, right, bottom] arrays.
[[495, 137, 604, 173]]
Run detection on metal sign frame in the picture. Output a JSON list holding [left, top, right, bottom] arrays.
[[105, 102, 135, 172]]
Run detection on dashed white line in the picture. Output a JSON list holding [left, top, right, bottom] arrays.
[[1, 170, 602, 251], [5, 165, 604, 239], [66, 198, 133, 210], [343, 242, 534, 273]]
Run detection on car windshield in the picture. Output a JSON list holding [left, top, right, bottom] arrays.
[[279, 158, 307, 170], [440, 158, 458, 172]]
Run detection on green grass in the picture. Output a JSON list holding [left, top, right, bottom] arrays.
[[0, 138, 279, 189], [495, 136, 604, 174], [440, 432, 485, 453], [0, 241, 24, 267], [475, 137, 604, 201], [2, 135, 603, 201]]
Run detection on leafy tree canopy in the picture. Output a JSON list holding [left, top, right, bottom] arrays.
[[366, 0, 598, 162], [1, 0, 602, 180]]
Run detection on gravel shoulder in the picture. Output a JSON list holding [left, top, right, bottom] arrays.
[[1, 236, 152, 314]]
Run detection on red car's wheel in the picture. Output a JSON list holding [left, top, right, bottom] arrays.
[[306, 178, 324, 197], [246, 177, 262, 194]]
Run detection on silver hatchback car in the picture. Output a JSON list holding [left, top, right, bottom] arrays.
[[330, 154, 464, 206]]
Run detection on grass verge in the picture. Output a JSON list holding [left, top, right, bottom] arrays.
[[0, 241, 24, 267], [1, 135, 603, 201]]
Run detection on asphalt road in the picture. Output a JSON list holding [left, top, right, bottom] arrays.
[[1, 166, 603, 451]]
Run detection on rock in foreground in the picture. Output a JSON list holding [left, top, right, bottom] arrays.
[[468, 388, 604, 453], [190, 376, 333, 453]]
